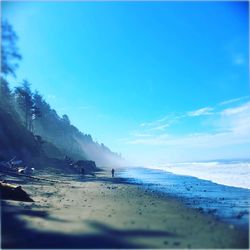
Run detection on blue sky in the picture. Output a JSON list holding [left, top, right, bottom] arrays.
[[2, 1, 250, 165]]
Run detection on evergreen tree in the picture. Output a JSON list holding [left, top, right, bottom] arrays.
[[14, 80, 34, 130], [1, 20, 21, 77]]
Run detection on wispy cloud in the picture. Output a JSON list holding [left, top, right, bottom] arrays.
[[129, 132, 153, 138], [149, 124, 171, 131], [187, 107, 214, 117], [139, 106, 215, 133], [124, 100, 250, 150], [221, 102, 250, 116], [219, 96, 250, 106], [127, 129, 250, 148], [139, 114, 182, 133], [220, 102, 250, 135], [140, 116, 169, 127]]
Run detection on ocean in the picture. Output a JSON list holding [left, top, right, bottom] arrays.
[[119, 160, 250, 229]]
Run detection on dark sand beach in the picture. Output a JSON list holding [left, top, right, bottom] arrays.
[[1, 170, 249, 249]]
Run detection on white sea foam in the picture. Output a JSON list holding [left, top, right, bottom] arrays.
[[150, 161, 250, 190]]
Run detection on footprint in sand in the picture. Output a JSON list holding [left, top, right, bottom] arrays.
[[173, 241, 180, 247]]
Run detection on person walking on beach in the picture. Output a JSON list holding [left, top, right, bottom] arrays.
[[111, 168, 115, 178], [81, 168, 85, 176]]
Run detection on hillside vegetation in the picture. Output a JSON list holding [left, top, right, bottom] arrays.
[[0, 21, 124, 169]]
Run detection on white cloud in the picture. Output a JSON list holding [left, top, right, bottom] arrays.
[[139, 114, 181, 133], [187, 107, 214, 117], [220, 102, 250, 136], [219, 96, 250, 106], [126, 101, 250, 150], [130, 132, 153, 138], [149, 124, 171, 131], [127, 129, 250, 148], [221, 102, 250, 116], [139, 107, 215, 132], [140, 116, 169, 127]]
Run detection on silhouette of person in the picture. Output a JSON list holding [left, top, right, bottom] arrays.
[[111, 168, 115, 177], [81, 168, 85, 175]]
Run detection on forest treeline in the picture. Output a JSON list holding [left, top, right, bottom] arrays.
[[0, 21, 124, 168]]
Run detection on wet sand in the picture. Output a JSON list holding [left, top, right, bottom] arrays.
[[120, 167, 250, 228], [1, 171, 249, 249]]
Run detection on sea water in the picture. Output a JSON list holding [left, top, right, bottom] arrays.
[[151, 160, 250, 190], [119, 160, 250, 229]]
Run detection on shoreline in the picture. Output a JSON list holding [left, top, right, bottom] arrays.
[[119, 167, 250, 230], [1, 170, 249, 249]]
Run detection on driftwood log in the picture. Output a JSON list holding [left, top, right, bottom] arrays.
[[0, 169, 69, 183], [0, 181, 34, 202]]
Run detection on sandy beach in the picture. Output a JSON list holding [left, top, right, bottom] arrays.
[[1, 170, 249, 249], [1, 2, 249, 249]]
